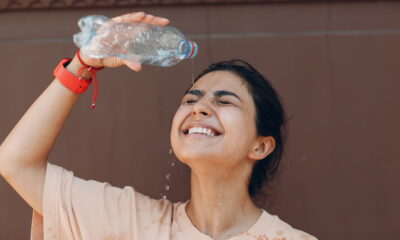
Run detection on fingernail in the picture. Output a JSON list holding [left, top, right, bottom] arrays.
[[162, 18, 169, 22], [113, 17, 122, 22]]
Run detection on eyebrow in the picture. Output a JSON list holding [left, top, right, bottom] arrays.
[[214, 90, 242, 102], [185, 89, 204, 98], [185, 89, 242, 102]]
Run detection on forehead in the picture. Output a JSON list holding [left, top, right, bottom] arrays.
[[192, 71, 249, 94]]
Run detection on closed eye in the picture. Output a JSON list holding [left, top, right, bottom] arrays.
[[217, 100, 231, 105], [182, 99, 197, 104]]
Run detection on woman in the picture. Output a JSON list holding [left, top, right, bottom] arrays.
[[0, 12, 317, 240]]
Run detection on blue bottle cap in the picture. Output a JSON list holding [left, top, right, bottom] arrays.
[[187, 40, 198, 59]]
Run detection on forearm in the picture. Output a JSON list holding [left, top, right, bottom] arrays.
[[0, 56, 90, 175]]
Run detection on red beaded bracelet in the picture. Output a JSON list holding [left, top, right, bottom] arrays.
[[53, 50, 104, 109]]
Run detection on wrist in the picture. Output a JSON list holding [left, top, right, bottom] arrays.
[[66, 57, 92, 79], [66, 51, 104, 79], [54, 52, 104, 109]]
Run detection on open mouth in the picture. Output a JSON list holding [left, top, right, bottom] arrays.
[[182, 126, 222, 137]]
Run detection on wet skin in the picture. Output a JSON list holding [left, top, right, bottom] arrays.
[[170, 70, 261, 172], [169, 70, 275, 239]]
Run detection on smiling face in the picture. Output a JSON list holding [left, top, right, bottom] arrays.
[[170, 70, 260, 171]]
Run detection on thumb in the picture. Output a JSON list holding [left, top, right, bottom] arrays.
[[123, 60, 142, 72]]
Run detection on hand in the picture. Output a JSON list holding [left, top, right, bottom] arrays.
[[78, 12, 170, 72]]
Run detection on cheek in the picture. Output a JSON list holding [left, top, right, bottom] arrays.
[[222, 110, 257, 146], [170, 106, 188, 140], [222, 109, 254, 133]]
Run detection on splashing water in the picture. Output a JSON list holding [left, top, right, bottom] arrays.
[[214, 170, 231, 233], [191, 58, 196, 84], [160, 148, 177, 200]]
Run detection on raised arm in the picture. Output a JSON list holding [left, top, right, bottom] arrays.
[[0, 12, 169, 215]]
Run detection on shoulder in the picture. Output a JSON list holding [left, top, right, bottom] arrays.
[[40, 163, 178, 239], [260, 210, 318, 240], [46, 162, 175, 215]]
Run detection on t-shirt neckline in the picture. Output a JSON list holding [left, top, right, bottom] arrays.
[[176, 201, 274, 240]]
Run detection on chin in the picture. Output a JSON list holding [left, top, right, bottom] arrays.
[[179, 153, 238, 175], [175, 149, 218, 164]]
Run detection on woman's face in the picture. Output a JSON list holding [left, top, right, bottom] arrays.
[[170, 70, 260, 170]]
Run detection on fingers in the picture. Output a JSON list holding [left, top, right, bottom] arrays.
[[142, 14, 170, 26], [112, 12, 146, 23], [123, 60, 142, 72], [101, 56, 142, 72], [106, 11, 169, 72], [113, 12, 169, 26], [153, 16, 170, 26]]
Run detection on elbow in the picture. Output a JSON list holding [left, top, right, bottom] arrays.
[[0, 155, 8, 179], [0, 153, 22, 180], [0, 149, 12, 179], [0, 147, 28, 179], [0, 142, 11, 177], [0, 147, 5, 177], [0, 147, 47, 179]]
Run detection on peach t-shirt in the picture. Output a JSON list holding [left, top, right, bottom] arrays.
[[30, 163, 317, 240]]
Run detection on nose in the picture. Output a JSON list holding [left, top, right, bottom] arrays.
[[191, 100, 212, 119]]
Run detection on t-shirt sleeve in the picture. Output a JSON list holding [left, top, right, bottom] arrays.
[[30, 162, 173, 240]]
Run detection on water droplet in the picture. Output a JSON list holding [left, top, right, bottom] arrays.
[[165, 173, 171, 180], [191, 58, 196, 84], [162, 195, 167, 199], [164, 185, 170, 191], [168, 148, 173, 154], [171, 162, 175, 166]]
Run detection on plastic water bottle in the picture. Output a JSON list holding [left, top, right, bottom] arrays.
[[73, 15, 198, 67]]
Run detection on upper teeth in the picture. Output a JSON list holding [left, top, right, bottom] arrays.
[[188, 127, 216, 136]]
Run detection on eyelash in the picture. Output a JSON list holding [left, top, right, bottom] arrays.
[[183, 99, 197, 104], [183, 99, 231, 105], [217, 100, 231, 105]]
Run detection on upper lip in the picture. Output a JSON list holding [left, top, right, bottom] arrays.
[[181, 123, 223, 136]]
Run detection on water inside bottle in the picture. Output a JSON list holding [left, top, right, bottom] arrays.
[[75, 15, 198, 67]]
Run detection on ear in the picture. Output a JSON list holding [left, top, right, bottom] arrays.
[[248, 136, 276, 161]]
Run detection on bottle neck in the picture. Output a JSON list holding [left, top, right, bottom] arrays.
[[182, 40, 198, 59]]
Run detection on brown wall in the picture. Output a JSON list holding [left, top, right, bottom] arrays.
[[1, 1, 399, 239]]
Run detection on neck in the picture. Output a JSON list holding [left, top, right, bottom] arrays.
[[186, 165, 262, 240]]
